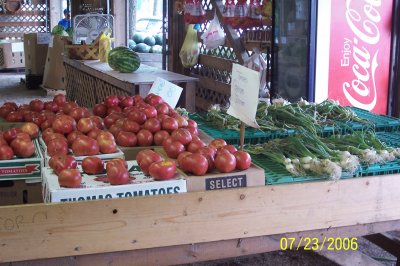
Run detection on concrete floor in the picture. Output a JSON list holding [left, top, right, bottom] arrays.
[[0, 70, 397, 266]]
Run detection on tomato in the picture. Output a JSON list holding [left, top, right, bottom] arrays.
[[133, 95, 144, 105], [58, 169, 82, 188], [116, 131, 137, 147], [20, 122, 39, 139], [44, 101, 59, 113], [138, 153, 163, 175], [87, 128, 103, 140], [47, 138, 69, 156], [49, 154, 77, 175], [104, 95, 120, 108], [61, 102, 79, 114], [180, 154, 208, 176], [2, 102, 18, 111], [177, 151, 192, 167], [120, 96, 134, 108], [143, 118, 161, 133], [122, 120, 141, 133], [82, 156, 104, 175], [153, 130, 170, 146], [103, 113, 125, 129], [171, 128, 192, 145], [145, 93, 163, 106], [93, 103, 108, 117], [107, 161, 131, 185], [186, 139, 206, 153], [3, 128, 18, 144], [6, 111, 24, 122], [164, 140, 185, 159], [234, 151, 252, 170], [137, 129, 154, 146], [215, 152, 237, 173], [52, 115, 77, 134], [109, 124, 123, 138], [77, 117, 95, 133], [162, 117, 179, 132], [155, 103, 170, 115], [128, 110, 147, 125], [197, 146, 217, 159], [97, 131, 117, 154], [185, 126, 199, 136], [0, 145, 14, 160], [106, 106, 122, 115], [220, 145, 238, 154], [89, 116, 105, 129], [43, 133, 66, 145], [149, 160, 177, 180], [53, 94, 66, 107], [187, 119, 198, 128], [209, 139, 227, 149], [140, 105, 157, 118], [136, 149, 159, 164], [173, 115, 189, 128], [29, 99, 44, 112], [11, 138, 35, 158], [72, 135, 100, 156], [109, 158, 128, 169], [0, 107, 13, 119], [69, 107, 90, 122]]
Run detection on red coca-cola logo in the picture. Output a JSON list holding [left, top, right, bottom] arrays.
[[327, 0, 392, 114]]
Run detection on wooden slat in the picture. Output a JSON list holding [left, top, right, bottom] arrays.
[[2, 174, 400, 262], [199, 76, 231, 95], [199, 54, 233, 72], [6, 220, 400, 266], [0, 32, 25, 38], [365, 233, 400, 257]]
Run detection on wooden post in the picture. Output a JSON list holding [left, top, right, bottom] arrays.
[[113, 0, 127, 46]]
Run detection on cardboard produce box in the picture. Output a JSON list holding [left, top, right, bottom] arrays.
[[0, 41, 24, 69], [42, 36, 71, 90], [0, 178, 43, 206], [23, 33, 50, 75], [39, 136, 125, 166], [42, 161, 187, 203]]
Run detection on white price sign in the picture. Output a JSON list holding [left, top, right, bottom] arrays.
[[37, 33, 52, 45], [148, 77, 183, 108], [227, 64, 260, 128]]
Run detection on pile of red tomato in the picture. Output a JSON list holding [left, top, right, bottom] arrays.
[[0, 122, 40, 160]]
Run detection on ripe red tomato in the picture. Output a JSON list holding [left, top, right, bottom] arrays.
[[122, 120, 141, 133], [132, 95, 143, 105], [180, 154, 208, 176], [120, 96, 134, 108], [184, 126, 199, 136], [171, 128, 192, 145], [11, 138, 35, 158], [220, 145, 238, 154], [43, 133, 66, 145], [82, 156, 104, 175], [53, 94, 66, 107], [69, 107, 90, 122], [0, 145, 14, 160], [145, 93, 163, 106], [209, 139, 227, 149], [128, 110, 147, 125], [72, 135, 100, 156], [187, 139, 206, 153], [89, 116, 105, 129], [173, 115, 189, 128], [52, 115, 77, 134], [136, 149, 159, 164], [187, 119, 198, 128], [116, 131, 137, 147], [143, 118, 161, 133], [86, 128, 103, 140], [164, 140, 185, 159], [77, 117, 95, 133], [6, 111, 24, 122], [47, 138, 69, 157], [105, 95, 120, 108], [49, 154, 77, 175], [153, 130, 170, 145], [0, 107, 13, 119], [155, 103, 170, 115], [58, 169, 82, 188], [234, 151, 252, 170], [149, 160, 177, 180], [138, 152, 162, 175], [103, 113, 124, 129], [67, 131, 84, 147], [61, 102, 79, 114], [93, 103, 108, 118], [29, 99, 44, 112], [162, 117, 179, 132], [108, 158, 128, 169], [106, 161, 131, 185], [106, 106, 122, 115], [97, 131, 117, 154], [3, 128, 19, 144], [137, 129, 154, 146], [177, 151, 192, 167], [2, 102, 18, 111], [215, 152, 237, 173], [44, 101, 59, 113]]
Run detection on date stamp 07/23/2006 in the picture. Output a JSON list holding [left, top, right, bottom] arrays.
[[280, 237, 358, 251]]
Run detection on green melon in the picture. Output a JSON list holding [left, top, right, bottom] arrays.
[[108, 46, 141, 73], [150, 45, 162, 54], [143, 36, 156, 46], [134, 43, 151, 53], [133, 33, 145, 44], [154, 34, 163, 45], [128, 39, 136, 50]]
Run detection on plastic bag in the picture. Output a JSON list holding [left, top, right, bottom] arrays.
[[244, 49, 269, 98], [98, 31, 113, 62], [179, 24, 200, 68], [201, 12, 225, 50]]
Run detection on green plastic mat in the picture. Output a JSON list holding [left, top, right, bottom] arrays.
[[253, 131, 400, 185]]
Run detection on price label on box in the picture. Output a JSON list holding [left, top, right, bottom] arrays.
[[37, 33, 52, 45]]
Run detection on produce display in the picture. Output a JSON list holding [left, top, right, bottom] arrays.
[[0, 122, 39, 159], [108, 46, 141, 73], [129, 33, 163, 53]]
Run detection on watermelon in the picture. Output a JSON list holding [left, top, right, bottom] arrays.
[[108, 46, 141, 73], [150, 45, 162, 54], [143, 36, 156, 46], [133, 33, 145, 44], [154, 34, 163, 45], [128, 39, 136, 50], [134, 43, 151, 53]]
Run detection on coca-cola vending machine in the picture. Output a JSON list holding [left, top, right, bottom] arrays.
[[314, 0, 394, 114]]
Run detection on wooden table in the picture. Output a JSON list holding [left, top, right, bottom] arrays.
[[1, 173, 400, 265], [63, 58, 198, 112]]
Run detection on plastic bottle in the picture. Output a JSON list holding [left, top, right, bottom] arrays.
[[246, 0, 263, 28], [222, 0, 235, 27], [233, 0, 248, 29]]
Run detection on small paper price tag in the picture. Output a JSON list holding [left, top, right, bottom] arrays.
[[37, 33, 52, 45], [49, 36, 54, 48], [148, 77, 183, 108], [11, 42, 24, 52], [227, 64, 260, 128]]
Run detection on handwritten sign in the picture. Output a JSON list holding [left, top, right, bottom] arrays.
[[37, 33, 52, 45], [148, 77, 183, 108], [227, 64, 260, 128]]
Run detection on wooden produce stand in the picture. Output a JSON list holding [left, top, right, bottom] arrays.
[[1, 173, 400, 264], [63, 58, 198, 112]]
